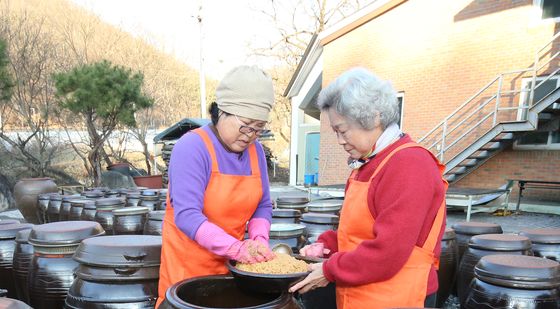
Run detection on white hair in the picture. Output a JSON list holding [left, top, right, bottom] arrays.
[[317, 67, 400, 130]]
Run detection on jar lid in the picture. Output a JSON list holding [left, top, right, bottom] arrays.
[[451, 221, 503, 235], [38, 192, 58, 200], [29, 221, 105, 247], [126, 192, 142, 199], [49, 194, 62, 201], [83, 200, 97, 209], [113, 206, 150, 216], [519, 228, 560, 244], [0, 223, 33, 240], [15, 229, 32, 244], [70, 199, 93, 206], [306, 199, 343, 208], [272, 209, 301, 218], [475, 254, 560, 289], [82, 190, 105, 198], [442, 228, 456, 241], [89, 187, 109, 192], [276, 196, 309, 205], [141, 189, 159, 197], [0, 219, 20, 225], [469, 234, 532, 251], [73, 235, 162, 267], [301, 213, 339, 224], [95, 197, 125, 208], [270, 223, 306, 237], [62, 194, 82, 202]]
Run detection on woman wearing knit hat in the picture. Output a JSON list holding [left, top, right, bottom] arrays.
[[157, 65, 276, 307]]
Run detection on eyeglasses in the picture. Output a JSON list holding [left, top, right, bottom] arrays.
[[233, 114, 267, 137]]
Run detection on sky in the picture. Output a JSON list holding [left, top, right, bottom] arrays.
[[70, 0, 277, 80]]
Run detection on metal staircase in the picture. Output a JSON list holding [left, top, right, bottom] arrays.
[[419, 31, 560, 183]]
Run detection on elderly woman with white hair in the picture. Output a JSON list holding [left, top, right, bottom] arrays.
[[290, 67, 448, 308]]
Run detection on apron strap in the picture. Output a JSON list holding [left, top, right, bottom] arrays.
[[248, 144, 260, 177], [193, 128, 219, 173], [368, 142, 423, 182]]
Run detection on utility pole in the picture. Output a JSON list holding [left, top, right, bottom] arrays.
[[197, 4, 207, 119]]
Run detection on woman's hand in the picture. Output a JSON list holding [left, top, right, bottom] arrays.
[[289, 263, 329, 294], [228, 239, 275, 264], [299, 242, 330, 258]]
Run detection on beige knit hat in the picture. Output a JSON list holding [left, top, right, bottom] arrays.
[[216, 65, 275, 121]]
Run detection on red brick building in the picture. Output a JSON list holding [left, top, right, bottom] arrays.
[[285, 0, 560, 202]]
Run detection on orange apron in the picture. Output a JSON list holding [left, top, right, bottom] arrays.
[[156, 128, 263, 307], [336, 142, 448, 309]]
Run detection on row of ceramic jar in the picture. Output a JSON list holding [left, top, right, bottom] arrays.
[[275, 197, 343, 215], [0, 220, 163, 308], [437, 221, 560, 308]]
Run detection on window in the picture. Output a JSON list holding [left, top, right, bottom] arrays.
[[397, 93, 404, 129], [535, 0, 560, 21], [515, 75, 560, 150]]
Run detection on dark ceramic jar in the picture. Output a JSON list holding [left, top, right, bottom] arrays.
[[436, 228, 458, 307], [275, 196, 309, 213], [272, 209, 301, 224], [81, 190, 105, 199], [0, 224, 33, 299], [66, 235, 162, 308], [300, 213, 339, 240], [269, 223, 307, 252], [37, 193, 58, 224], [139, 190, 160, 211], [457, 234, 533, 306], [14, 178, 58, 224], [27, 221, 105, 309], [0, 297, 32, 308], [46, 194, 63, 223], [112, 206, 149, 235], [125, 191, 142, 207], [105, 190, 119, 198], [59, 195, 81, 221], [81, 200, 98, 221], [94, 198, 125, 234], [159, 275, 300, 309], [451, 221, 503, 264], [519, 228, 560, 261], [13, 229, 33, 304], [465, 254, 560, 309], [69, 199, 91, 221], [305, 200, 343, 215], [144, 211, 165, 236]]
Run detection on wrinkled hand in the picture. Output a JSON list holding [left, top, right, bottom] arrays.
[[299, 243, 330, 258], [289, 263, 329, 294], [229, 239, 275, 264]]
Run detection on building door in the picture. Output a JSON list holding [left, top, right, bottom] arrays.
[[304, 132, 320, 184]]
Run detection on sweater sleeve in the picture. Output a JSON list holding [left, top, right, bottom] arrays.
[[250, 142, 272, 223], [168, 132, 212, 240], [323, 149, 441, 285]]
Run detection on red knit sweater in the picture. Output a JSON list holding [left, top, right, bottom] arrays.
[[319, 134, 446, 295]]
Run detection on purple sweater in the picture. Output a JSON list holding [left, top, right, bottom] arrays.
[[168, 125, 272, 240]]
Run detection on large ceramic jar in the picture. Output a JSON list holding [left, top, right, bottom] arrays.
[[36, 193, 57, 224], [300, 213, 339, 240], [14, 178, 58, 224], [272, 209, 301, 224], [144, 210, 165, 236], [94, 198, 125, 234], [519, 228, 560, 261], [436, 228, 458, 307], [125, 191, 142, 207], [13, 229, 33, 304], [159, 275, 300, 309], [457, 234, 533, 306], [0, 223, 33, 299], [58, 195, 81, 221], [27, 221, 105, 309], [81, 201, 98, 221], [68, 199, 91, 221], [139, 190, 160, 211], [451, 221, 503, 265], [112, 206, 149, 235], [66, 235, 162, 308], [269, 223, 307, 253], [46, 194, 63, 223], [465, 255, 560, 308]]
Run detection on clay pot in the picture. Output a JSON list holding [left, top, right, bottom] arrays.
[[14, 178, 57, 224]]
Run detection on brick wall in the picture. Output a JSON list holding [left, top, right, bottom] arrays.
[[318, 0, 560, 187]]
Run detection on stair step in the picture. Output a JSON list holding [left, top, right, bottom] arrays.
[[445, 174, 456, 182], [457, 159, 478, 167], [480, 142, 502, 151], [491, 133, 514, 142], [468, 154, 490, 160], [450, 166, 467, 174]]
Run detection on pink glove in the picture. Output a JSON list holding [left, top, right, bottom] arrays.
[[227, 239, 275, 264], [247, 218, 271, 248], [299, 242, 331, 258]]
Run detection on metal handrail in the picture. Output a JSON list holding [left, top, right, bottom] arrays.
[[419, 30, 560, 165]]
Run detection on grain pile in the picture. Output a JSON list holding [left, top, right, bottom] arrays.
[[236, 253, 308, 274]]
